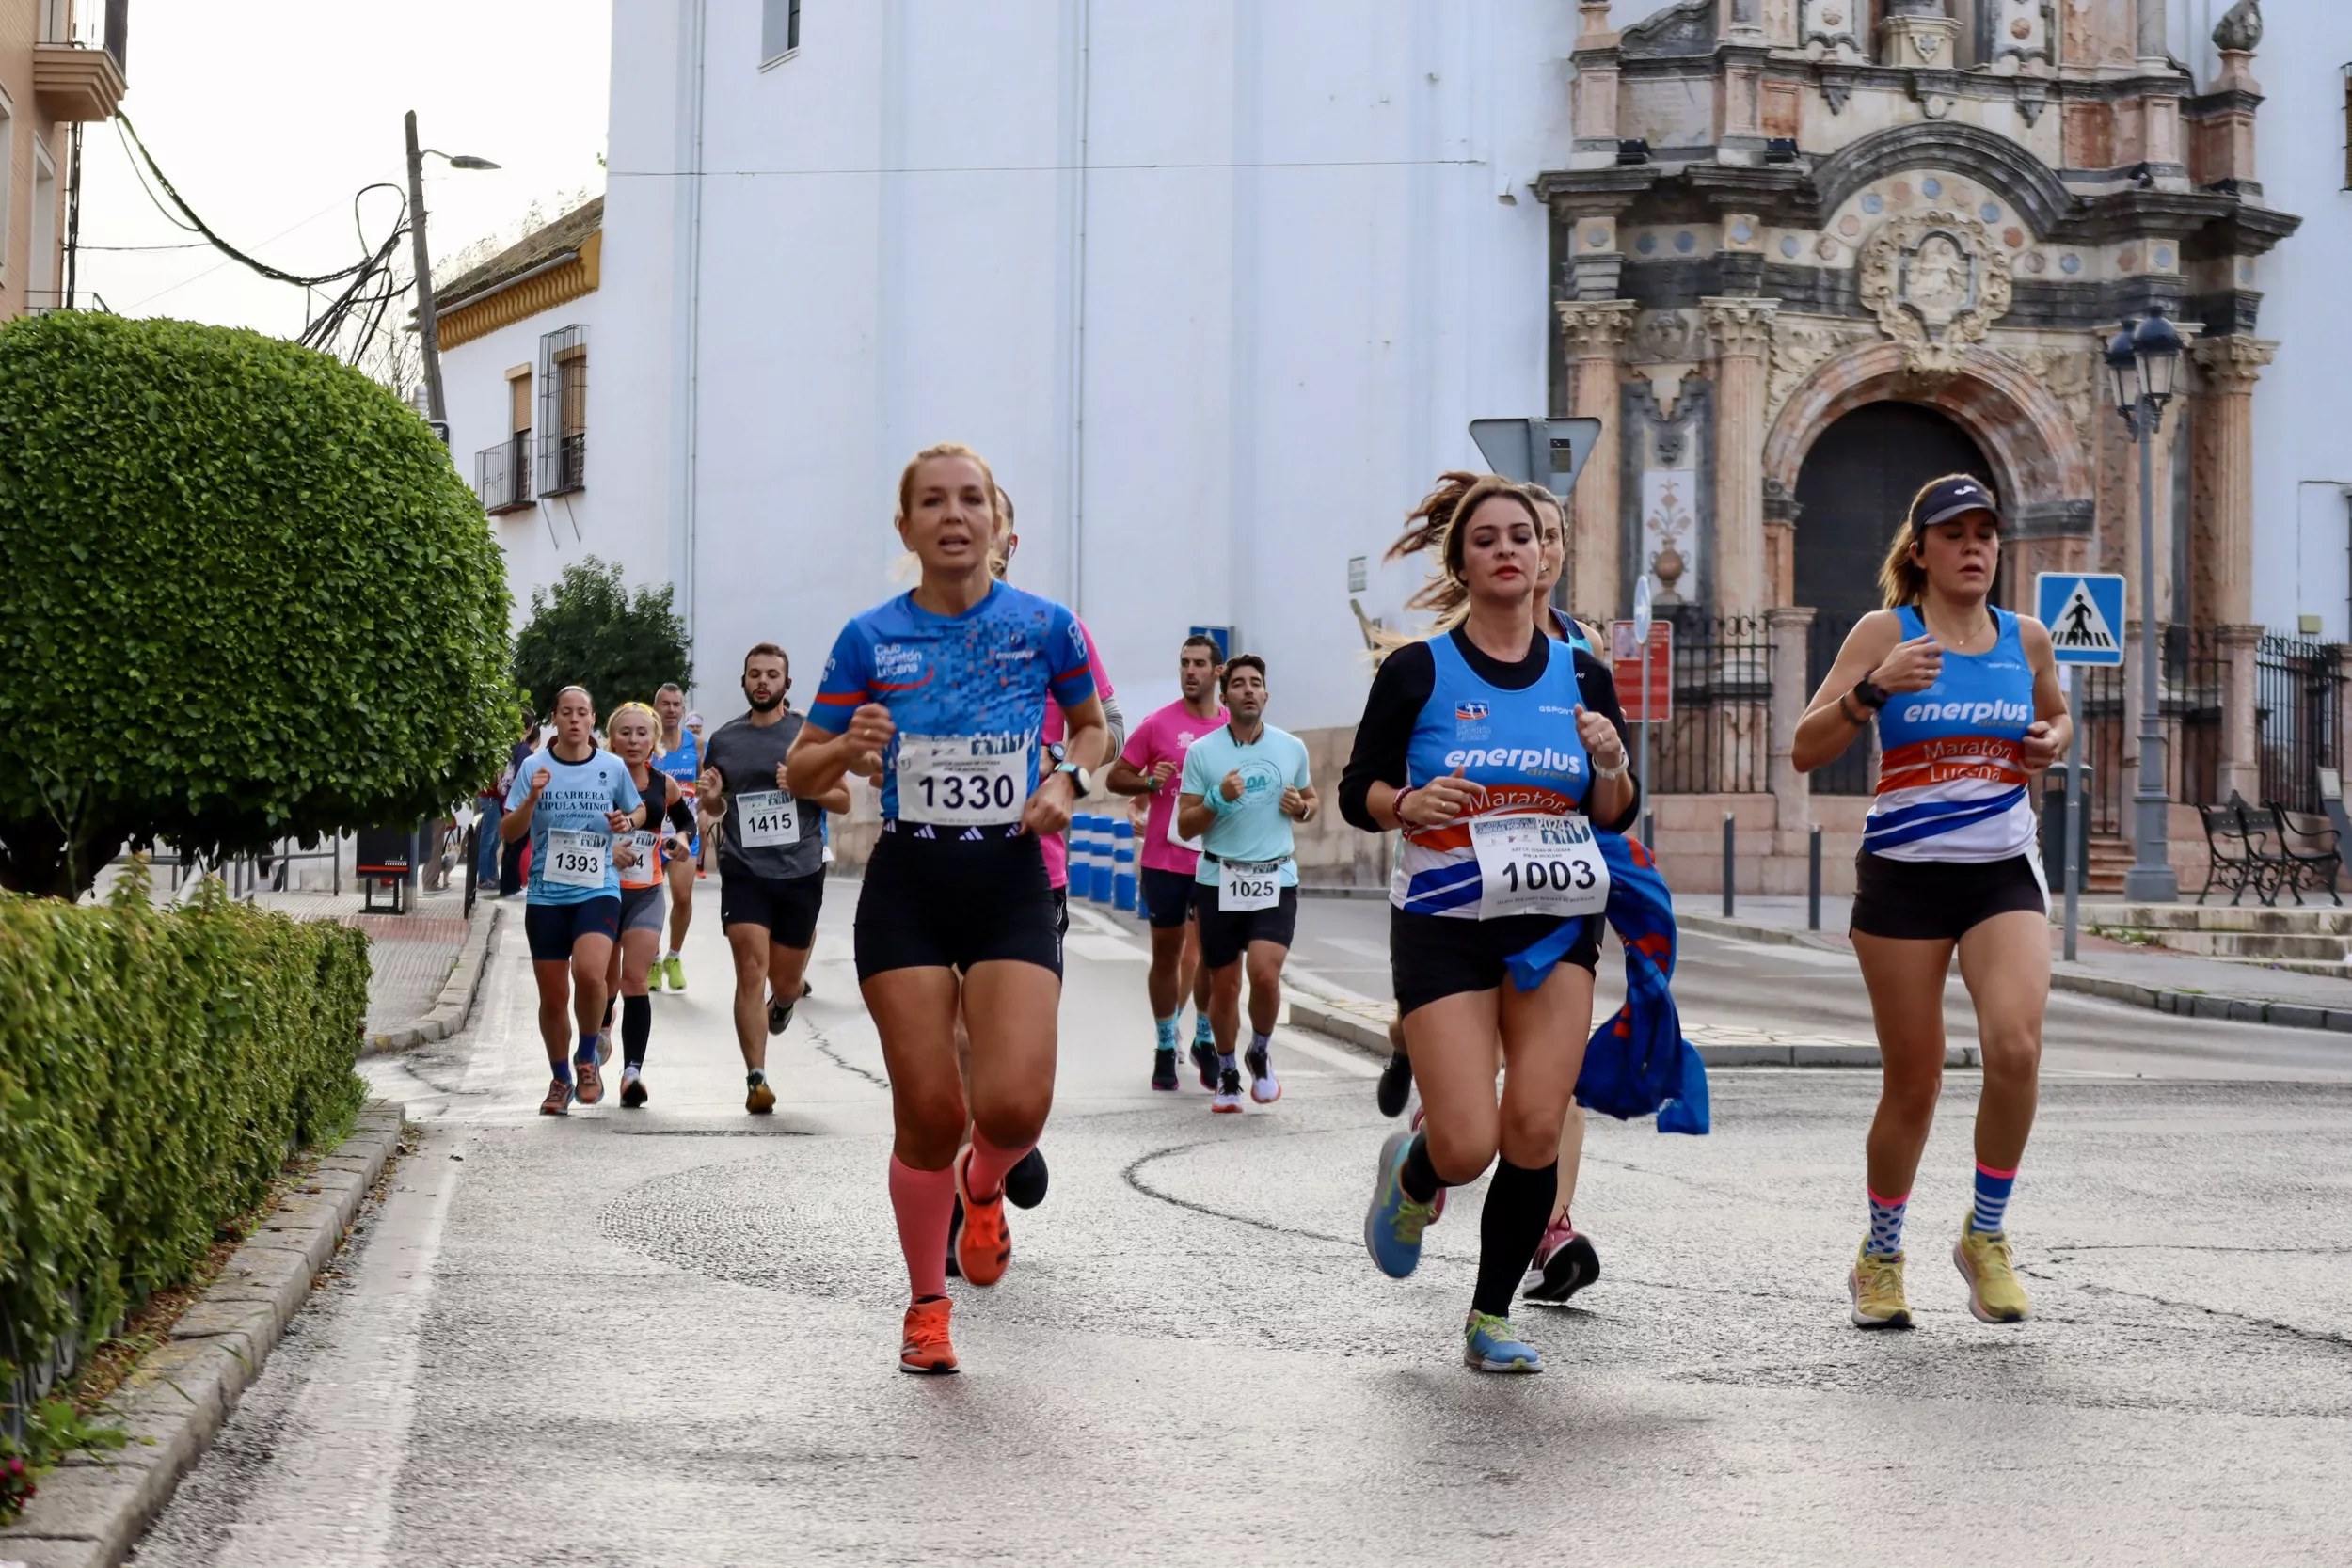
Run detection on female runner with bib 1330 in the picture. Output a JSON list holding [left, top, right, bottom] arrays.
[[787, 442, 1109, 1376], [1795, 475, 2069, 1332], [1340, 472, 1637, 1372]]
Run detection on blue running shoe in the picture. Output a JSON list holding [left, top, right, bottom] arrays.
[[1190, 1038, 1219, 1092], [1363, 1130, 1440, 1279], [1463, 1311, 1543, 1373]]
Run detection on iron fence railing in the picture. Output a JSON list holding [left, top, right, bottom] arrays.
[[1643, 608, 1772, 795], [2076, 626, 2225, 835], [1806, 610, 1873, 797], [2258, 634, 2341, 814]]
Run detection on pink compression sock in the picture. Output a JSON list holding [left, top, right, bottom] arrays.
[[888, 1156, 956, 1300], [961, 1132, 1037, 1205]]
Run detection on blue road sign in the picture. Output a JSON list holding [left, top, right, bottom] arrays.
[[2035, 572, 2126, 666]]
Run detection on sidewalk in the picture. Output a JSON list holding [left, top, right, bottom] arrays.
[[248, 886, 479, 1037], [1682, 894, 2352, 1032]]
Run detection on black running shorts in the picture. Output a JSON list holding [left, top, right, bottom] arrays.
[[1139, 866, 1198, 930], [1194, 883, 1300, 970], [720, 865, 826, 950], [524, 896, 621, 962], [1850, 850, 2046, 942], [853, 828, 1063, 980], [1390, 906, 1601, 1018]]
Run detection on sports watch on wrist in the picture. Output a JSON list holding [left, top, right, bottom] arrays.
[[1852, 676, 1889, 711], [1053, 759, 1092, 796]]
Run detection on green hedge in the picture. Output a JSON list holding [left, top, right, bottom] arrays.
[[0, 867, 368, 1392]]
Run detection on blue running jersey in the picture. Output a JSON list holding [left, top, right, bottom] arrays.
[[808, 582, 1096, 825], [1865, 605, 2037, 863], [1392, 634, 1595, 917]]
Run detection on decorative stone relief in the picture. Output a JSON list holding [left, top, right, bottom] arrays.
[[1641, 469, 1701, 607], [1620, 378, 1714, 616], [1992, 0, 2053, 69], [2010, 341, 2101, 444], [1858, 210, 2015, 375], [2189, 333, 2278, 394], [1702, 297, 1779, 361], [1767, 316, 1873, 420], [1803, 0, 1861, 56], [1629, 308, 1705, 365]]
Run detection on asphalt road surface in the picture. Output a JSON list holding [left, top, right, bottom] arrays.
[[130, 879, 2352, 1567]]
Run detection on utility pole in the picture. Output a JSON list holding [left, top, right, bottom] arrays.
[[404, 110, 448, 440]]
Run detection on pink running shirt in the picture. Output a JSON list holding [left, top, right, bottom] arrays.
[[1040, 619, 1113, 890], [1122, 698, 1229, 877]]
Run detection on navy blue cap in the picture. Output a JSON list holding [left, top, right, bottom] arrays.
[[1910, 475, 2001, 532]]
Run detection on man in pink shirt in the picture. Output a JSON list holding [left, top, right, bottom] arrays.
[[1104, 634, 1227, 1091]]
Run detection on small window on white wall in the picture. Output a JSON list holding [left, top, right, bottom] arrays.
[[761, 0, 801, 66]]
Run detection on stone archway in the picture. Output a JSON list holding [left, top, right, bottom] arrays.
[[1763, 339, 2094, 610]]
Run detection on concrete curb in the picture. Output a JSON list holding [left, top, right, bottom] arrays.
[[1677, 910, 2352, 1037], [362, 900, 501, 1055], [0, 1100, 406, 1568], [1284, 995, 1975, 1070]]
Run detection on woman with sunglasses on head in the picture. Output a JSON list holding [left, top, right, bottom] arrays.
[[1795, 475, 2070, 1331], [788, 442, 1108, 1375]]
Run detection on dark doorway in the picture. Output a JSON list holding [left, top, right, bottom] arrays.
[[1794, 401, 1994, 793]]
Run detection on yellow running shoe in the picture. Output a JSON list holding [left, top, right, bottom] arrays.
[[1848, 1246, 1912, 1330], [1953, 1219, 2031, 1323], [661, 954, 687, 991]]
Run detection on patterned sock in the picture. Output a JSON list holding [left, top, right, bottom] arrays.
[[1154, 1015, 1179, 1052], [1195, 1012, 1216, 1046], [887, 1156, 955, 1300], [1866, 1187, 1909, 1257], [1972, 1162, 2018, 1234], [1248, 1030, 1272, 1056], [1218, 1053, 1237, 1076]]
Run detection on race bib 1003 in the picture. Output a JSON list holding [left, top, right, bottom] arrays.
[[1218, 857, 1284, 912], [616, 830, 661, 889], [1470, 815, 1608, 921], [735, 789, 800, 849], [898, 734, 1031, 827], [543, 828, 609, 891]]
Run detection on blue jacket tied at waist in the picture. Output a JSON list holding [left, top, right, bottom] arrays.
[[1504, 832, 1709, 1135]]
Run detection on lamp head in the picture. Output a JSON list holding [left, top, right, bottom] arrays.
[[2106, 323, 2140, 418], [447, 154, 501, 171], [2133, 308, 2183, 404]]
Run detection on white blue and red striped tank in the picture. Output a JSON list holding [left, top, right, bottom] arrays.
[[1391, 634, 1593, 916], [1864, 605, 2038, 863]]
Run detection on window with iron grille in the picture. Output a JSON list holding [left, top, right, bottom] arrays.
[[536, 325, 587, 497], [476, 438, 531, 512], [762, 0, 801, 64]]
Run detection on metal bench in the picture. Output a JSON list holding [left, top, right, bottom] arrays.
[[2265, 800, 2344, 908], [2196, 795, 2274, 907]]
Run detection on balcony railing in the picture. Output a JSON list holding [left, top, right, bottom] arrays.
[[476, 432, 532, 514], [539, 430, 585, 497]]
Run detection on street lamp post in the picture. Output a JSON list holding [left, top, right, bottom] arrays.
[[2106, 306, 2185, 903], [403, 111, 499, 442]]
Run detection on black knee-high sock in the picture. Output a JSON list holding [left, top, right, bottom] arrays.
[[1400, 1132, 1444, 1204], [1472, 1159, 1559, 1318], [621, 994, 652, 1069]]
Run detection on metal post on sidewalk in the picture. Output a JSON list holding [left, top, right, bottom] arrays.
[[2064, 665, 2084, 961], [1807, 822, 1821, 930], [1722, 811, 1735, 918]]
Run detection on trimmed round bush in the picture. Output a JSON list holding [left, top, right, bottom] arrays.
[[0, 313, 514, 895]]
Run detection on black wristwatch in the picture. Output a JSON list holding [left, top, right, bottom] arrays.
[[1852, 676, 1889, 711]]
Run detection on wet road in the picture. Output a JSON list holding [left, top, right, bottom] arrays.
[[131, 879, 2352, 1566]]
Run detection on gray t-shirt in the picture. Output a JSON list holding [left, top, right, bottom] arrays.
[[705, 710, 824, 880]]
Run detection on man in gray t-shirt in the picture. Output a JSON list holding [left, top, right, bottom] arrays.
[[692, 643, 853, 1115]]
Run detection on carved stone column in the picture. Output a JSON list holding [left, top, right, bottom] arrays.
[[1763, 477, 1801, 607], [2217, 622, 2264, 805], [1557, 300, 1637, 619], [2188, 335, 2277, 628], [1767, 604, 1817, 858], [1703, 298, 1777, 617]]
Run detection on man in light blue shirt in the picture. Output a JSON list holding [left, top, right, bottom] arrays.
[[1176, 655, 1319, 1113]]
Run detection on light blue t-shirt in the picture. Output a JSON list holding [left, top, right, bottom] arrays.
[[503, 745, 642, 905], [1182, 721, 1313, 887]]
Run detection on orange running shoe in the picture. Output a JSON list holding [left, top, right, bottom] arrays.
[[954, 1148, 1012, 1287], [898, 1297, 958, 1374]]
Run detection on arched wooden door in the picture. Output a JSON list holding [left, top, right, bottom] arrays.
[[1794, 402, 1994, 792]]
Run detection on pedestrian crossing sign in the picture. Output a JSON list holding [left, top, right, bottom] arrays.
[[2035, 572, 2125, 666]]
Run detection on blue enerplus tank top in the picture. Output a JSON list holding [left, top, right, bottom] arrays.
[[1391, 633, 1593, 916], [1865, 605, 2038, 863]]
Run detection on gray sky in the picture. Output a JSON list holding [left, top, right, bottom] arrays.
[[77, 0, 611, 338]]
